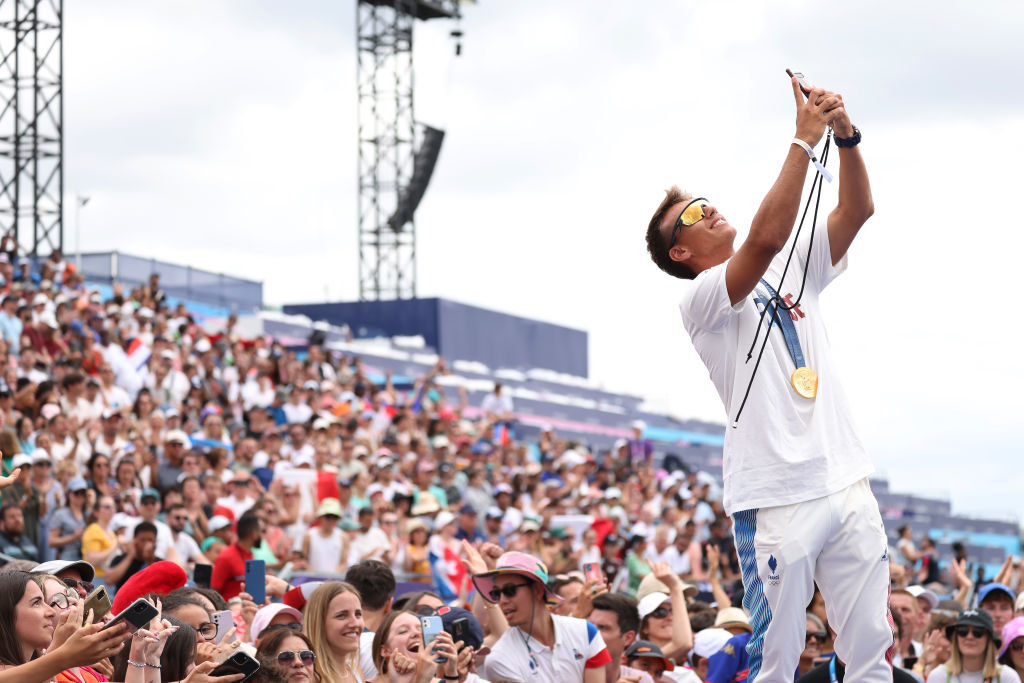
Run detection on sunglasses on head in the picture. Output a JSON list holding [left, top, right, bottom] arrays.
[[264, 623, 302, 635], [649, 606, 672, 620], [955, 626, 988, 639], [488, 582, 531, 602], [62, 577, 94, 593], [668, 197, 709, 249], [277, 650, 315, 666]]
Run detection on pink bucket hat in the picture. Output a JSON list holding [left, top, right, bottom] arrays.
[[471, 551, 562, 607], [999, 616, 1024, 658]]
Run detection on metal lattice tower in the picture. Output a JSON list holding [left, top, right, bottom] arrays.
[[356, 0, 458, 301], [0, 0, 62, 258]]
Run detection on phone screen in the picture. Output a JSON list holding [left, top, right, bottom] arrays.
[[244, 560, 266, 604]]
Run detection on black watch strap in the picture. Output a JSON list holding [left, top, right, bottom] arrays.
[[834, 126, 861, 148]]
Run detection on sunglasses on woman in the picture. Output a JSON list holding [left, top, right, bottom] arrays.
[[1011, 641, 1024, 652], [264, 623, 302, 635], [805, 631, 827, 645], [277, 650, 315, 666], [955, 626, 988, 639], [649, 606, 672, 620]]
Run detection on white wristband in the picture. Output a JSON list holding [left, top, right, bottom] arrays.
[[791, 138, 833, 183]]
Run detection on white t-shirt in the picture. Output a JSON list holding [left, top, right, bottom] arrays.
[[173, 530, 203, 564], [678, 227, 872, 515], [306, 527, 345, 573], [484, 614, 610, 682], [360, 631, 377, 680], [926, 664, 1021, 683]]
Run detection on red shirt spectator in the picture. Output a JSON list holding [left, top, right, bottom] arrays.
[[210, 540, 252, 601]]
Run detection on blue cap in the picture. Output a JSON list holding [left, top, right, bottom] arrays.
[[435, 606, 485, 651], [978, 582, 1015, 604]]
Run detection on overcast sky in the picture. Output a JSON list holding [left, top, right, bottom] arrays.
[[66, 1, 1024, 523]]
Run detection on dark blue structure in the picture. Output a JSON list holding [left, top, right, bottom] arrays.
[[283, 298, 588, 376]]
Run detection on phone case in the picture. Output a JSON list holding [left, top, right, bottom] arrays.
[[244, 560, 266, 604], [193, 564, 212, 588], [421, 616, 447, 663], [211, 652, 261, 682], [82, 586, 112, 624], [211, 609, 234, 643], [104, 598, 158, 634]]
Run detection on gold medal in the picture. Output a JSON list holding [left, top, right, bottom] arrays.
[[791, 366, 818, 398]]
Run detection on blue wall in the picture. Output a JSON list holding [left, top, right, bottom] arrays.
[[283, 298, 588, 376]]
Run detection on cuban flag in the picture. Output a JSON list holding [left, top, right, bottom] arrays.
[[429, 543, 467, 603]]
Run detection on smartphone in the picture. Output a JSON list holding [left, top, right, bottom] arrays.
[[583, 562, 604, 585], [785, 68, 813, 97], [210, 652, 260, 682], [103, 598, 159, 635], [244, 559, 266, 605], [82, 585, 112, 625], [194, 563, 212, 589], [211, 609, 234, 644], [421, 615, 447, 663]]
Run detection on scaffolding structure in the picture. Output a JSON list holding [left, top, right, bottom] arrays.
[[0, 0, 62, 258], [356, 0, 459, 301]]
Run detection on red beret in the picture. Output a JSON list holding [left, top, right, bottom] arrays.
[[111, 561, 187, 615]]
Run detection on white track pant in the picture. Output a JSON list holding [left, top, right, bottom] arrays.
[[732, 478, 895, 682]]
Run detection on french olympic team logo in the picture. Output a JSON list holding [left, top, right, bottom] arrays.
[[767, 555, 781, 586]]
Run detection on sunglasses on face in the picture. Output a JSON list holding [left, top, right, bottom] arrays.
[[488, 582, 531, 602], [61, 577, 94, 593], [805, 632, 827, 645], [668, 197, 709, 249], [1010, 641, 1024, 652], [955, 626, 988, 639], [648, 606, 672, 619], [277, 650, 315, 666]]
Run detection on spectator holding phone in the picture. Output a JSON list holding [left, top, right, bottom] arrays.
[[366, 610, 459, 683]]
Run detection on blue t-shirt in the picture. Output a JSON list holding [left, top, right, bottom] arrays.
[[705, 632, 752, 683]]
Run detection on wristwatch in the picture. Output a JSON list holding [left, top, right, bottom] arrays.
[[833, 126, 861, 148]]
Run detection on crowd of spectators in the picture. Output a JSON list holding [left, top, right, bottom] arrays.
[[0, 254, 1023, 682]]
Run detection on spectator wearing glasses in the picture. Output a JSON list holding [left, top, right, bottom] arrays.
[[926, 609, 1020, 683], [302, 498, 348, 574], [32, 559, 96, 600], [166, 503, 209, 568], [255, 628, 317, 683], [217, 470, 258, 520], [472, 550, 611, 682], [35, 573, 110, 683], [999, 617, 1024, 681], [801, 613, 827, 678]]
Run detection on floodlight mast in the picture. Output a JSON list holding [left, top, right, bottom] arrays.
[[0, 0, 64, 258], [356, 0, 460, 301]]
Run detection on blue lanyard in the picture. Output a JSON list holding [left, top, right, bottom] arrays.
[[829, 654, 838, 683], [754, 278, 806, 369]]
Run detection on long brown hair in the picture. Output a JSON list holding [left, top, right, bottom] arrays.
[[0, 572, 44, 665], [304, 581, 363, 683]]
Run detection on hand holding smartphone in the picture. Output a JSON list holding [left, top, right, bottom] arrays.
[[102, 598, 159, 635], [82, 586, 112, 625], [421, 615, 447, 663], [786, 68, 813, 98], [210, 652, 261, 682], [583, 562, 604, 585]]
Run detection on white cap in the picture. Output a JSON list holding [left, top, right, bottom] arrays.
[[906, 585, 939, 609], [11, 453, 32, 469], [631, 419, 647, 431], [604, 487, 622, 500], [194, 338, 212, 354], [208, 516, 232, 533], [692, 628, 733, 660], [30, 449, 51, 465], [434, 511, 456, 530], [637, 591, 671, 620], [165, 429, 191, 447]]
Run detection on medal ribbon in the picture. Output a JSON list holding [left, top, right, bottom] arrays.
[[754, 278, 806, 370]]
